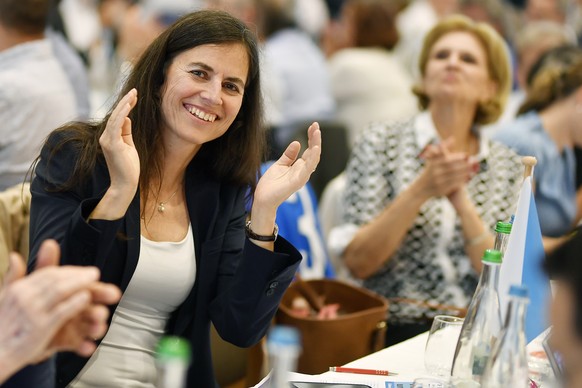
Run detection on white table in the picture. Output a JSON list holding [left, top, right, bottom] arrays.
[[254, 333, 431, 388], [314, 328, 557, 387], [255, 326, 554, 387], [321, 331, 430, 384]]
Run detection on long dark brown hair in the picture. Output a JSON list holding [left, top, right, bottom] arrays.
[[39, 10, 265, 212]]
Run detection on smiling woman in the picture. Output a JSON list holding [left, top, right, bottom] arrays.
[[159, 43, 249, 155], [4, 9, 321, 388]]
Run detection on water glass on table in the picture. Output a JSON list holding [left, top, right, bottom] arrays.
[[424, 315, 464, 377]]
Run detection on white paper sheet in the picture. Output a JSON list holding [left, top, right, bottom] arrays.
[[252, 372, 415, 388]]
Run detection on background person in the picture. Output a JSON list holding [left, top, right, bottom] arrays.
[[394, 0, 460, 79], [0, 239, 120, 384], [330, 15, 522, 345], [482, 20, 576, 137], [494, 45, 582, 249], [0, 0, 77, 190], [327, 0, 417, 148], [256, 0, 335, 156]]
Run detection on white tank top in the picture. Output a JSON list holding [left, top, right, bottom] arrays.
[[70, 224, 196, 387]]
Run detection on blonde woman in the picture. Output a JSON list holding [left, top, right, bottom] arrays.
[[332, 15, 522, 345]]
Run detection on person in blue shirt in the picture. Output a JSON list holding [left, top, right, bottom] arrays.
[[494, 45, 582, 250], [253, 162, 335, 279]]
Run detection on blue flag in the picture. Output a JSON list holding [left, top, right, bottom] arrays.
[[498, 176, 550, 343]]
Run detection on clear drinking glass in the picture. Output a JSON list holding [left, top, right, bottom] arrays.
[[424, 315, 464, 377]]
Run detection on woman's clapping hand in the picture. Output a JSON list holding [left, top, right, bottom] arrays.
[[254, 122, 322, 212]]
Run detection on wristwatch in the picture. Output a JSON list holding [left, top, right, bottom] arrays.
[[245, 220, 278, 242]]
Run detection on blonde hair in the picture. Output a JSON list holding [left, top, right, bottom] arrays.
[[518, 45, 582, 115], [514, 21, 576, 60], [412, 14, 512, 125]]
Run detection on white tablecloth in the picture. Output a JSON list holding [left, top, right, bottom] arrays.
[[321, 331, 430, 384], [255, 329, 557, 387], [315, 329, 557, 386], [253, 333, 431, 387]]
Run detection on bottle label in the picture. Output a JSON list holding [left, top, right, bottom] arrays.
[[471, 355, 488, 376], [471, 344, 490, 377]]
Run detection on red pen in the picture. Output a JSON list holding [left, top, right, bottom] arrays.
[[329, 366, 397, 376]]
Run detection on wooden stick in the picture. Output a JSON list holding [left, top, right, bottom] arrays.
[[293, 273, 325, 312], [522, 156, 537, 180]]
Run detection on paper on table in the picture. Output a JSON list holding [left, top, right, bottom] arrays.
[[251, 371, 415, 388], [252, 371, 385, 388], [252, 332, 429, 388], [287, 373, 412, 388], [290, 373, 377, 386]]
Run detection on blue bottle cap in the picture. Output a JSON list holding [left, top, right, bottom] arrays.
[[268, 325, 301, 346], [509, 284, 529, 298]]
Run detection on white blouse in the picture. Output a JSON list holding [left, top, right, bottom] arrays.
[[338, 113, 523, 324], [70, 224, 196, 387]]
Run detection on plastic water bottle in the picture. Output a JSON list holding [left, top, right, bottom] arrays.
[[451, 249, 503, 386], [155, 336, 191, 388], [267, 325, 301, 388], [481, 285, 530, 388], [493, 221, 512, 257]]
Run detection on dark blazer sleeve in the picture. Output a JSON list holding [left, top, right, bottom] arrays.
[[208, 186, 302, 347], [28, 131, 126, 272]]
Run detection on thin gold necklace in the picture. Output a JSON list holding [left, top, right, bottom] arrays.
[[157, 188, 179, 213]]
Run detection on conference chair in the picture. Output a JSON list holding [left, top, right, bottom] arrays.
[[291, 120, 350, 200], [0, 183, 31, 281], [211, 323, 267, 387]]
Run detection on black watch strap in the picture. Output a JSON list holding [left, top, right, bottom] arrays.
[[245, 220, 278, 242]]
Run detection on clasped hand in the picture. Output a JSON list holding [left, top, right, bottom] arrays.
[[418, 137, 479, 206]]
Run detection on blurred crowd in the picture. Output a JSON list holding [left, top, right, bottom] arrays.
[[5, 0, 582, 200]]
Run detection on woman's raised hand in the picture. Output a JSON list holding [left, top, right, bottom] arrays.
[[418, 138, 477, 199], [99, 89, 140, 198], [88, 89, 140, 221], [254, 122, 322, 213]]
